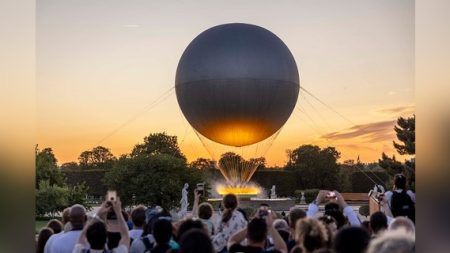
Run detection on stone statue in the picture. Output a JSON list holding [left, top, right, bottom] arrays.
[[178, 183, 189, 217], [300, 192, 306, 204], [270, 185, 277, 199]]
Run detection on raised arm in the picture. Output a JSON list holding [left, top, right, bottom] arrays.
[[227, 227, 247, 250], [76, 201, 109, 246], [267, 210, 287, 253], [333, 191, 361, 226], [112, 197, 130, 248], [307, 190, 328, 217], [191, 190, 201, 218]]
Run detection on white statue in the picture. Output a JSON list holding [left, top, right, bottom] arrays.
[[178, 183, 189, 217], [300, 192, 306, 204], [270, 185, 277, 199]]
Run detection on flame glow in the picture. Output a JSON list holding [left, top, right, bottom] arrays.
[[216, 184, 261, 196]]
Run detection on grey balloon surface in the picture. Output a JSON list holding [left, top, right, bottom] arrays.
[[176, 23, 299, 147]]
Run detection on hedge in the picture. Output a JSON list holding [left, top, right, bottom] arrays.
[[348, 171, 390, 192], [63, 170, 107, 197]]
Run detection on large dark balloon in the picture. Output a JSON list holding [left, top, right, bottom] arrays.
[[176, 23, 299, 147]]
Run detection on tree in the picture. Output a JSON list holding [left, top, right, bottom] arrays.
[[393, 115, 415, 155], [36, 180, 69, 217], [286, 145, 341, 190], [78, 146, 116, 169], [190, 158, 216, 170], [104, 154, 202, 209], [131, 132, 186, 161], [249, 157, 267, 170], [61, 162, 79, 171], [378, 152, 404, 176], [36, 147, 66, 188]]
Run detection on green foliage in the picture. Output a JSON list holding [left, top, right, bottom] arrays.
[[36, 147, 66, 188], [359, 204, 369, 217], [286, 145, 341, 190], [190, 158, 216, 170], [78, 146, 116, 170], [68, 182, 91, 210], [378, 153, 404, 176], [294, 189, 320, 203], [64, 169, 107, 196], [393, 115, 415, 155], [241, 207, 256, 218], [131, 132, 186, 161], [349, 171, 390, 192], [252, 170, 297, 196], [104, 154, 202, 209], [36, 180, 69, 217]]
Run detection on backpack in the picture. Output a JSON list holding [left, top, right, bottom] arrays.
[[142, 236, 155, 253], [391, 190, 415, 222]]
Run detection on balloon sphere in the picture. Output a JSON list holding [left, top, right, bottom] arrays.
[[176, 23, 299, 147]]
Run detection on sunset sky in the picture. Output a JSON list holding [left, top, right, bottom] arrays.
[[37, 0, 414, 166]]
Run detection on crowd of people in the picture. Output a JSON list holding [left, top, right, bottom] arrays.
[[37, 174, 415, 253]]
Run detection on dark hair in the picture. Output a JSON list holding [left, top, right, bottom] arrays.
[[361, 220, 371, 235], [107, 232, 121, 250], [153, 219, 173, 245], [198, 203, 213, 220], [334, 227, 370, 253], [247, 218, 267, 243], [288, 208, 306, 229], [277, 229, 290, 243], [318, 216, 336, 248], [47, 219, 63, 234], [86, 221, 108, 250], [394, 174, 407, 189], [177, 219, 205, 241], [36, 228, 54, 253], [143, 209, 172, 236], [324, 203, 340, 213], [324, 209, 345, 229], [131, 205, 146, 228], [179, 228, 214, 253], [370, 211, 388, 234], [222, 194, 238, 223]]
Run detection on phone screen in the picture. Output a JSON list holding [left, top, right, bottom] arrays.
[[107, 190, 117, 201]]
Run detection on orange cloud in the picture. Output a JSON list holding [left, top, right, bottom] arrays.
[[321, 120, 396, 143], [377, 105, 415, 116]]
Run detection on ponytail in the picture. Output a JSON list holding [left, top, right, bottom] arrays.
[[221, 194, 238, 223]]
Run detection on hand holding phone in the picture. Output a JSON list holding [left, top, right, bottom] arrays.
[[107, 190, 117, 202]]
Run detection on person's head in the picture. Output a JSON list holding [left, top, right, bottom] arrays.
[[318, 215, 337, 235], [179, 228, 214, 253], [295, 218, 328, 253], [69, 204, 87, 230], [62, 207, 71, 224], [177, 218, 205, 241], [36, 228, 54, 253], [334, 227, 370, 253], [389, 217, 415, 234], [324, 208, 345, 229], [273, 218, 289, 231], [247, 218, 267, 245], [394, 174, 407, 190], [131, 205, 146, 229], [198, 203, 213, 220], [222, 194, 238, 223], [370, 211, 388, 235], [367, 229, 415, 253], [46, 219, 63, 234], [288, 208, 306, 230], [152, 219, 173, 245], [86, 221, 108, 250], [361, 220, 371, 235], [106, 208, 128, 249], [277, 229, 290, 243], [324, 203, 340, 213]]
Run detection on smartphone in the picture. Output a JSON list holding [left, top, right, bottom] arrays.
[[196, 183, 205, 196], [259, 204, 269, 218], [107, 190, 117, 202], [326, 191, 336, 199]]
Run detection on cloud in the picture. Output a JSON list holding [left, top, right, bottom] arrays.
[[321, 120, 396, 143], [387, 91, 397, 96], [377, 105, 415, 116]]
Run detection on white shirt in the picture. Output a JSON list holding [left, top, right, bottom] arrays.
[[72, 243, 128, 253], [48, 230, 82, 253], [130, 234, 155, 253], [44, 232, 65, 253], [128, 229, 143, 241], [212, 210, 248, 252], [306, 203, 361, 226]]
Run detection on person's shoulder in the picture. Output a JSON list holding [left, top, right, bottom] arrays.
[[229, 243, 246, 252], [113, 244, 128, 253], [71, 243, 86, 253]]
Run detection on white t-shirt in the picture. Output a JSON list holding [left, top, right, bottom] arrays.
[[72, 243, 128, 253], [44, 232, 64, 253], [128, 229, 143, 241], [48, 230, 83, 253], [130, 234, 155, 253]]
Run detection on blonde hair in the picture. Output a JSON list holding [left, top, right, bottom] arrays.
[[295, 218, 328, 252], [367, 229, 415, 253]]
